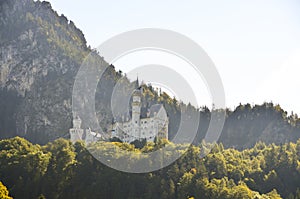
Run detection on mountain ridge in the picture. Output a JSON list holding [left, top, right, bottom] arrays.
[[0, 0, 299, 148]]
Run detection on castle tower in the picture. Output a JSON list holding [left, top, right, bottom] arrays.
[[132, 88, 141, 138], [73, 115, 82, 129], [69, 115, 84, 142]]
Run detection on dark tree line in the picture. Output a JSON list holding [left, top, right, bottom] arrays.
[[0, 137, 300, 199]]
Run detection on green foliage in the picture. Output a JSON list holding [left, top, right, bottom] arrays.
[[0, 137, 50, 198], [0, 137, 300, 198], [0, 181, 12, 199]]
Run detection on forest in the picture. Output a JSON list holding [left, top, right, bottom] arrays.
[[0, 137, 300, 199]]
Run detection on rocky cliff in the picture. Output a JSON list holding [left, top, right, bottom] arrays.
[[0, 0, 116, 143]]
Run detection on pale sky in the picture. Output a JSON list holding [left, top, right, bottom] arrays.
[[47, 0, 300, 114]]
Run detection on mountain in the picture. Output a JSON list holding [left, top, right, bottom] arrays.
[[0, 0, 299, 148], [0, 0, 122, 144]]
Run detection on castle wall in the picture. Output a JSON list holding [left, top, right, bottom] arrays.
[[69, 128, 83, 143], [112, 114, 168, 143]]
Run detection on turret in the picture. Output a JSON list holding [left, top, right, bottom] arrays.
[[69, 115, 84, 142], [73, 115, 82, 129], [132, 88, 141, 124], [132, 88, 141, 138]]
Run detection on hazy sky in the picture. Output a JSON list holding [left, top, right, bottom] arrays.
[[47, 0, 300, 114]]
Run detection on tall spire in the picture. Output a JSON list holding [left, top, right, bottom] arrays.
[[135, 75, 139, 89]]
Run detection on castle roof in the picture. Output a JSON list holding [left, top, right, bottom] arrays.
[[149, 104, 164, 117], [132, 87, 142, 96]]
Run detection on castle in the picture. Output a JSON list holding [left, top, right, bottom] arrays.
[[111, 87, 169, 143], [69, 87, 169, 144], [69, 115, 101, 144]]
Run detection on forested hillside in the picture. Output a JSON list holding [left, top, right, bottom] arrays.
[[0, 0, 299, 149], [140, 86, 300, 149], [0, 137, 299, 199]]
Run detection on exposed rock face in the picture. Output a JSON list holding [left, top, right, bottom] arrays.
[[0, 0, 98, 143]]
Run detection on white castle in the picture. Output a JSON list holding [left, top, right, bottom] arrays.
[[69, 87, 169, 144], [111, 87, 169, 143]]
